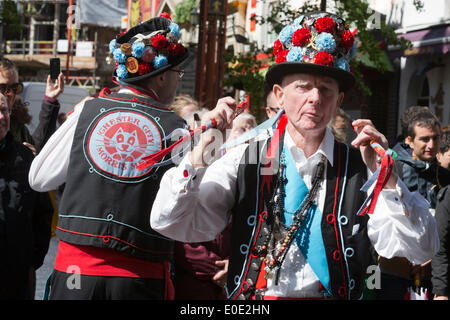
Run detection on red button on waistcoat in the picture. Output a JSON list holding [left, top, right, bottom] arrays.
[[183, 170, 189, 178]]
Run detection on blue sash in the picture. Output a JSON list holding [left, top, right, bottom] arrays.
[[282, 146, 331, 294]]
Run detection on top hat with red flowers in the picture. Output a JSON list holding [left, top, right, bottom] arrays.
[[266, 12, 357, 92], [109, 13, 189, 83]]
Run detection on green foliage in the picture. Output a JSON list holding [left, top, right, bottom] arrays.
[[0, 0, 22, 40], [174, 0, 197, 26]]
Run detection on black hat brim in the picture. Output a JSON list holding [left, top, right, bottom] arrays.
[[114, 49, 191, 83], [265, 62, 355, 93]]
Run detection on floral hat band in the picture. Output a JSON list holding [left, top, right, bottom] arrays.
[[109, 13, 188, 83], [266, 12, 357, 92]]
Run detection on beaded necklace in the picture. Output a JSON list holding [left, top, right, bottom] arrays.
[[262, 149, 327, 284]]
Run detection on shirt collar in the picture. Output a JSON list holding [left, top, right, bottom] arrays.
[[284, 126, 335, 167]]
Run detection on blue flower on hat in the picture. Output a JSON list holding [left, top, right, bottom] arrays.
[[315, 32, 336, 53], [335, 58, 350, 71], [113, 48, 127, 63], [116, 64, 128, 79], [286, 46, 305, 62], [153, 54, 168, 68], [279, 25, 295, 46], [293, 15, 305, 27], [169, 22, 181, 39], [109, 39, 117, 53], [132, 41, 145, 59]]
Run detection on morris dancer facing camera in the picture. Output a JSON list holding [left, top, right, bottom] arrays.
[[150, 12, 439, 300], [29, 14, 189, 300]]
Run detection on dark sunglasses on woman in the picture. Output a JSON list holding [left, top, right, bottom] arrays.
[[0, 82, 23, 95]]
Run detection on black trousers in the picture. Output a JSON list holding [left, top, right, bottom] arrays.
[[48, 270, 165, 300]]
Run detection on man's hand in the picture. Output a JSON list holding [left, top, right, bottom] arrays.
[[351, 119, 397, 188], [45, 73, 64, 100], [212, 259, 229, 288], [189, 97, 237, 168], [23, 142, 37, 156]]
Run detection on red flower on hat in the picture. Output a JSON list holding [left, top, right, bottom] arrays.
[[160, 12, 171, 20], [168, 43, 186, 56], [138, 62, 152, 75], [315, 16, 335, 33], [341, 30, 355, 50], [314, 51, 334, 66], [152, 34, 167, 51], [275, 49, 289, 63], [273, 39, 284, 55], [292, 28, 311, 47]]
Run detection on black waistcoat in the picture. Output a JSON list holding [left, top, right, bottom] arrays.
[[226, 136, 377, 300], [57, 93, 186, 261]]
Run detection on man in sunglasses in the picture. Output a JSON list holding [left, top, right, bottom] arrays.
[[0, 57, 64, 153]]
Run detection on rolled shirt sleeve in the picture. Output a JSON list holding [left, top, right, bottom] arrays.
[[368, 178, 440, 265], [151, 144, 247, 243]]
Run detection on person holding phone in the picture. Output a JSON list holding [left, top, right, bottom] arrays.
[[0, 57, 64, 154]]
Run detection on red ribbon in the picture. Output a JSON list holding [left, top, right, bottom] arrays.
[[359, 153, 394, 215]]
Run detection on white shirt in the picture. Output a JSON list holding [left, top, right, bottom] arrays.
[[150, 126, 439, 298]]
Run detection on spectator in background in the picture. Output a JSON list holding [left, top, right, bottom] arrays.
[[226, 113, 257, 147], [0, 93, 53, 299], [437, 130, 450, 170], [264, 90, 280, 119], [328, 108, 351, 143], [378, 111, 450, 300], [170, 94, 199, 119], [391, 106, 429, 156], [432, 185, 450, 300], [0, 57, 64, 154]]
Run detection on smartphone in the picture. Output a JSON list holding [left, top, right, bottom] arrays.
[[50, 58, 60, 81]]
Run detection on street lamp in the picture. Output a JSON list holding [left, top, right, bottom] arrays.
[[190, 7, 199, 26]]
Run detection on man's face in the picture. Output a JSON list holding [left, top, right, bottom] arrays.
[[227, 117, 255, 142], [407, 124, 440, 162], [0, 68, 19, 109], [0, 94, 10, 140], [274, 73, 343, 135], [265, 92, 280, 119]]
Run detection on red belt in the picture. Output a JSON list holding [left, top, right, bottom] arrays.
[[54, 240, 174, 299]]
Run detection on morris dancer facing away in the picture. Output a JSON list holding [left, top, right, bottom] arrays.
[[28, 14, 189, 300], [150, 12, 439, 300]]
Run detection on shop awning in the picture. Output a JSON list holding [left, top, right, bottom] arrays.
[[388, 23, 450, 58]]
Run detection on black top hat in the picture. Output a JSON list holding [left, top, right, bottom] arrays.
[[109, 14, 189, 83], [266, 12, 356, 92]]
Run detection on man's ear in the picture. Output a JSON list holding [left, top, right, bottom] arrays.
[[272, 84, 284, 109], [405, 135, 414, 148]]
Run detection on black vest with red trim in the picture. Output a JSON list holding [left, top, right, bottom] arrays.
[[226, 135, 377, 300], [56, 92, 186, 262]]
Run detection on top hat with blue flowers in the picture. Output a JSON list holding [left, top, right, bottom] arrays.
[[266, 12, 357, 92], [109, 13, 189, 83]]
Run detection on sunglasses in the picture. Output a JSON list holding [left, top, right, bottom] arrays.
[[170, 69, 185, 79], [0, 83, 23, 95]]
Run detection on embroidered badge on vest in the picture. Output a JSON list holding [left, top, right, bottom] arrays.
[[84, 108, 162, 181]]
